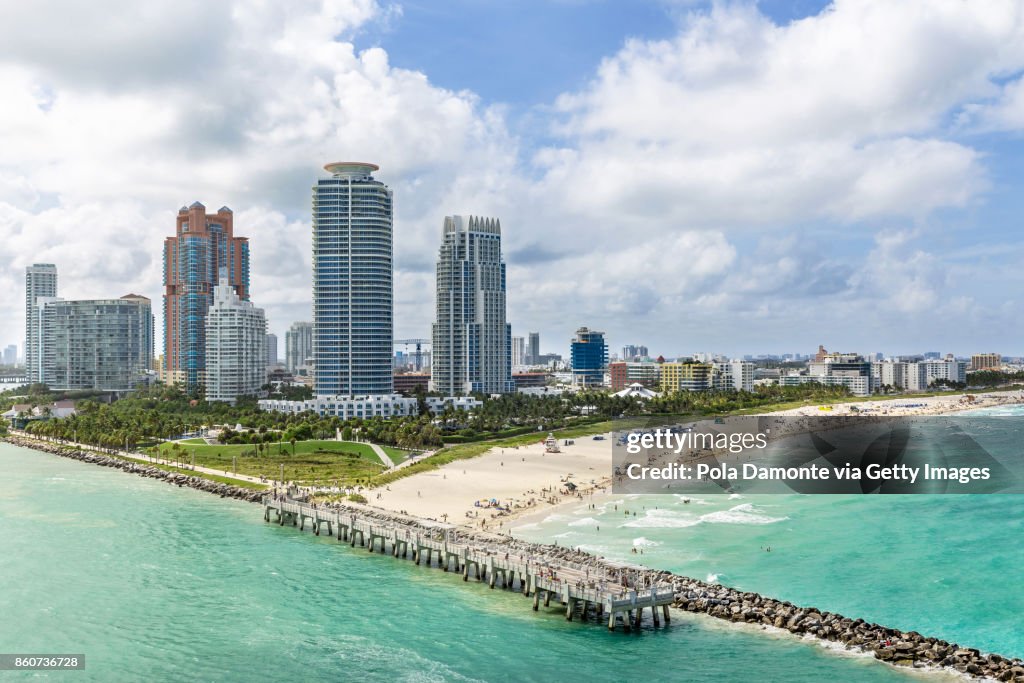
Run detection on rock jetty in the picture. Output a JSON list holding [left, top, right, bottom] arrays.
[[3, 435, 264, 503]]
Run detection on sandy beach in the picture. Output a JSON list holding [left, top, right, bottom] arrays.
[[368, 390, 1024, 530]]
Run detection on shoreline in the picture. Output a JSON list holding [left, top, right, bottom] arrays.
[[5, 432, 1023, 679]]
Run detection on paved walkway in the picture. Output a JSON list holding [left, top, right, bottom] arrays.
[[367, 443, 394, 468]]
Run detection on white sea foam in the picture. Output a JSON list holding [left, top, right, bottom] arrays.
[[621, 509, 701, 529], [567, 516, 600, 527], [700, 503, 787, 526], [728, 493, 744, 500], [706, 572, 720, 583], [631, 536, 660, 548]]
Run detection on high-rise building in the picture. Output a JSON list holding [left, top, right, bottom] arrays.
[[163, 203, 249, 388], [285, 321, 314, 373], [3, 344, 16, 367], [205, 279, 266, 403], [527, 332, 540, 366], [570, 327, 607, 387], [313, 162, 393, 397], [266, 333, 278, 367], [970, 353, 1001, 371], [25, 263, 58, 384], [431, 215, 514, 395], [511, 336, 525, 367], [38, 294, 154, 391]]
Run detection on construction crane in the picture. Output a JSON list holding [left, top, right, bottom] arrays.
[[394, 338, 431, 371]]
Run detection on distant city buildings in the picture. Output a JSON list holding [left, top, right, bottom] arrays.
[[285, 321, 313, 374], [511, 336, 525, 367], [2, 344, 16, 366], [313, 162, 393, 397], [971, 353, 1001, 371], [781, 352, 872, 396], [266, 333, 278, 367], [204, 278, 266, 403], [25, 263, 58, 384], [162, 202, 249, 388], [528, 332, 540, 366], [431, 215, 514, 395], [570, 327, 607, 387], [621, 344, 649, 361]]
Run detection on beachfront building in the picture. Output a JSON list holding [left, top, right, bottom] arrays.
[[205, 279, 266, 403], [660, 361, 714, 392], [970, 353, 1002, 371], [871, 358, 968, 392], [609, 361, 661, 391], [780, 353, 873, 396], [713, 361, 755, 392], [570, 327, 607, 387], [258, 394, 417, 419], [25, 263, 58, 384], [38, 294, 154, 392], [163, 202, 250, 388], [313, 162, 393, 397], [285, 321, 314, 374], [431, 215, 514, 396]]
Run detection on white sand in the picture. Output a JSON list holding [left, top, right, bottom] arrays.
[[768, 390, 1024, 417], [370, 434, 614, 531]]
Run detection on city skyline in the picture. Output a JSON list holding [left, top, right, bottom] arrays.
[[2, 2, 1024, 356]]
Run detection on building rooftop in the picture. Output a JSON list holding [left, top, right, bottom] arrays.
[[324, 161, 379, 177]]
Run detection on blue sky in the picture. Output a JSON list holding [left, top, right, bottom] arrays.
[[1, 0, 1023, 359]]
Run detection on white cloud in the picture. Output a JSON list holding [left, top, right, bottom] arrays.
[[2, 0, 1024, 359]]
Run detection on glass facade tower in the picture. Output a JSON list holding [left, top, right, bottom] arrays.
[[25, 263, 58, 384], [431, 215, 514, 396], [313, 162, 393, 397]]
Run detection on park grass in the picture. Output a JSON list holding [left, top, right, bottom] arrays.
[[120, 455, 269, 490], [178, 437, 207, 445], [154, 439, 386, 486], [381, 445, 414, 462]]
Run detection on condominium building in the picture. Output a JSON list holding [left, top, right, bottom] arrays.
[[25, 263, 58, 384], [609, 361, 661, 391], [313, 162, 393, 397], [970, 353, 1001, 371], [570, 327, 608, 387], [259, 394, 417, 419], [163, 202, 249, 387], [39, 294, 153, 391], [871, 359, 968, 391], [2, 345, 16, 366], [660, 361, 714, 392], [713, 361, 755, 392], [285, 321, 314, 373], [431, 215, 514, 395], [205, 279, 266, 403]]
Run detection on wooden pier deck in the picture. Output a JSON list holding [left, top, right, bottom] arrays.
[[263, 497, 676, 631]]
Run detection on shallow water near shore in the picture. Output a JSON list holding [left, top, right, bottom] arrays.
[[514, 405, 1024, 661], [0, 441, 956, 682]]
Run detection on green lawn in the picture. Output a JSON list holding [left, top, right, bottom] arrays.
[[179, 437, 207, 445], [381, 445, 414, 462], [154, 439, 387, 486]]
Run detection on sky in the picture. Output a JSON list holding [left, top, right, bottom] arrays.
[[2, 0, 1024, 360]]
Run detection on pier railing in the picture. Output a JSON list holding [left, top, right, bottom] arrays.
[[263, 496, 675, 630]]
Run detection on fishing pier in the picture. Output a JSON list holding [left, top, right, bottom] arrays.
[[263, 497, 676, 631]]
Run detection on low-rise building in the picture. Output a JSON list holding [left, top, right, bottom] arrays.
[[258, 394, 419, 419]]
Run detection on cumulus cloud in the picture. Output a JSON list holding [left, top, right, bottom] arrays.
[[2, 0, 1024, 359]]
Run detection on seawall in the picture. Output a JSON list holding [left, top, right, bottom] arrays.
[[2, 435, 264, 504]]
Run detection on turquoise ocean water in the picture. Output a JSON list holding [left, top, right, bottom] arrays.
[[1, 407, 1020, 681]]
